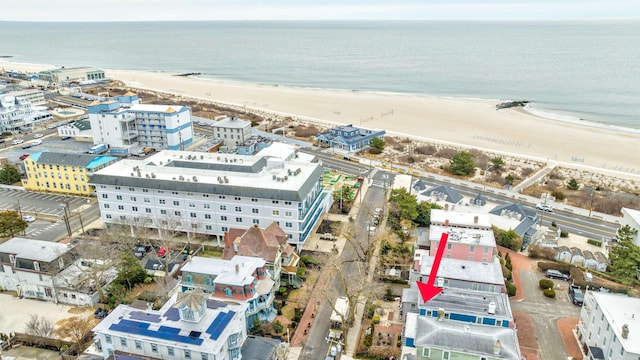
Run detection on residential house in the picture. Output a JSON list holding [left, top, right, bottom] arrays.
[[410, 255, 506, 294], [22, 151, 117, 195], [429, 225, 497, 263], [0, 93, 52, 132], [421, 185, 463, 204], [577, 291, 640, 360], [583, 250, 598, 269], [570, 247, 585, 265], [90, 290, 247, 360], [57, 119, 93, 141], [180, 256, 277, 328], [315, 124, 385, 152], [430, 210, 492, 230], [223, 222, 302, 290], [38, 66, 105, 83], [595, 252, 608, 272], [0, 237, 115, 306], [556, 246, 572, 263], [211, 116, 252, 147]]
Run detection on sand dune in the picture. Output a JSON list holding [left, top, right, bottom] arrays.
[[3, 60, 639, 178]]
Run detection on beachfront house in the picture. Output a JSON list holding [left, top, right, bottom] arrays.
[[0, 93, 52, 132], [38, 66, 105, 83], [570, 247, 585, 265], [315, 124, 385, 152], [428, 224, 497, 264], [88, 93, 193, 155], [211, 116, 252, 147], [410, 255, 506, 294]]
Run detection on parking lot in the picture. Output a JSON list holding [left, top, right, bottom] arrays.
[[1, 130, 94, 163]]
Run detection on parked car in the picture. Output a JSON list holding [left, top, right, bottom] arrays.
[[33, 133, 44, 139], [94, 308, 108, 319], [22, 215, 36, 223], [134, 245, 152, 258], [60, 136, 71, 140], [571, 288, 584, 306], [31, 139, 42, 146], [19, 154, 30, 160], [545, 269, 570, 281], [12, 139, 24, 145], [158, 246, 170, 257], [536, 203, 553, 212], [21, 143, 33, 149]]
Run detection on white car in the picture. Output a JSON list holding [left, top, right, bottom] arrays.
[[33, 133, 44, 139], [12, 139, 24, 145], [536, 203, 553, 212], [22, 215, 36, 223], [31, 139, 43, 146]]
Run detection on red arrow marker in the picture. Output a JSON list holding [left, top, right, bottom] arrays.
[[417, 232, 449, 303]]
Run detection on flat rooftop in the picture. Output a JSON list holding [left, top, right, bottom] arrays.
[[214, 116, 251, 128], [181, 256, 265, 287], [429, 225, 496, 248], [591, 292, 640, 354], [419, 255, 504, 285], [430, 210, 492, 229], [90, 150, 323, 202], [0, 237, 70, 262]]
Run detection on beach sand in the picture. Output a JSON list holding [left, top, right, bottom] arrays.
[[3, 60, 639, 178]]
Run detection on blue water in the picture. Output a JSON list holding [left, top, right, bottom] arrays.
[[1, 21, 638, 128]]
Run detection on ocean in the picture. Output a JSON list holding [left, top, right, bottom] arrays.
[[0, 20, 638, 129]]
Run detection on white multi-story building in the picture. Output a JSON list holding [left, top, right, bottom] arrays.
[[88, 93, 193, 155], [90, 150, 331, 248], [0, 94, 52, 132], [211, 116, 252, 146], [90, 291, 247, 360], [578, 291, 640, 360], [6, 89, 47, 106], [38, 66, 105, 83], [620, 208, 640, 246]]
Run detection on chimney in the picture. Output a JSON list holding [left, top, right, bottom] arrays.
[[444, 204, 449, 211], [437, 309, 445, 321], [493, 339, 502, 355], [622, 324, 629, 339], [444, 219, 449, 227], [474, 215, 479, 224], [224, 233, 232, 250], [235, 264, 240, 273]]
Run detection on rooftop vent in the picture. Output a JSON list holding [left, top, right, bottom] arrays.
[[493, 339, 502, 355], [273, 175, 277, 180], [151, 173, 156, 178], [488, 301, 496, 315], [192, 176, 198, 182], [622, 324, 629, 339]]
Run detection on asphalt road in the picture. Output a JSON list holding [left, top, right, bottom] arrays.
[[1, 128, 93, 163], [511, 268, 582, 360], [301, 170, 392, 360]]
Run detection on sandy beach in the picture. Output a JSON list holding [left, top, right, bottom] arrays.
[[3, 60, 639, 178]]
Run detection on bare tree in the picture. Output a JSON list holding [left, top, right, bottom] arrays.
[[26, 314, 54, 338], [53, 315, 98, 343]]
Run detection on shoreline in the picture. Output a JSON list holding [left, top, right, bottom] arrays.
[[3, 60, 640, 178]]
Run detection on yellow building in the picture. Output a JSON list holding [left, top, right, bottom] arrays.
[[22, 151, 117, 196]]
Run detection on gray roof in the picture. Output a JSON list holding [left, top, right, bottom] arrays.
[[73, 120, 91, 130], [164, 158, 267, 173], [419, 256, 505, 285], [514, 217, 537, 238], [0, 237, 70, 262], [91, 165, 323, 202], [489, 203, 537, 220], [422, 185, 463, 204], [415, 285, 512, 320], [241, 336, 279, 360], [413, 179, 427, 191], [414, 316, 520, 359], [35, 151, 104, 168], [472, 193, 487, 206]]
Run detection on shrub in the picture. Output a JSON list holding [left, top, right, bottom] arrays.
[[505, 282, 517, 297], [372, 315, 380, 324], [567, 178, 580, 190], [588, 239, 602, 247], [543, 289, 556, 298], [551, 220, 557, 228], [552, 190, 566, 200], [560, 230, 569, 238], [273, 320, 283, 334], [278, 287, 288, 296], [539, 279, 554, 290]]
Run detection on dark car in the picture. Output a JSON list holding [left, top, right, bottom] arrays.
[[134, 245, 151, 259], [94, 308, 108, 319], [21, 143, 33, 149], [571, 288, 584, 306], [61, 136, 71, 140], [545, 269, 571, 281]]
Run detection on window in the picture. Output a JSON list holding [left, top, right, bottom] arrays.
[[421, 348, 430, 356], [102, 194, 108, 199], [236, 217, 242, 223], [272, 210, 280, 216], [220, 205, 227, 211], [168, 346, 175, 356], [251, 198, 258, 202], [173, 201, 179, 206], [33, 262, 40, 271], [189, 202, 195, 208], [129, 187, 135, 191], [253, 219, 260, 225], [272, 200, 279, 204], [104, 204, 110, 209], [159, 199, 166, 204], [174, 211, 181, 216], [285, 211, 292, 217], [190, 212, 197, 218], [118, 205, 124, 210], [235, 206, 242, 212], [205, 214, 211, 219], [469, 245, 475, 253], [130, 196, 136, 201], [447, 243, 452, 250], [172, 192, 179, 195], [143, 189, 149, 193], [132, 206, 138, 212], [205, 225, 212, 230], [484, 247, 489, 254], [116, 195, 123, 200], [204, 203, 211, 209], [135, 340, 142, 350], [160, 209, 167, 215], [106, 214, 112, 219], [234, 197, 241, 201], [144, 197, 150, 203], [252, 208, 259, 214], [285, 222, 293, 228], [105, 335, 112, 344], [151, 343, 158, 353], [120, 337, 127, 347], [146, 208, 152, 213], [201, 354, 208, 360], [222, 226, 228, 232], [219, 195, 226, 199], [221, 216, 227, 221], [184, 349, 191, 359]]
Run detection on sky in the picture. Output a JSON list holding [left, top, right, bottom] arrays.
[[1, 0, 639, 21]]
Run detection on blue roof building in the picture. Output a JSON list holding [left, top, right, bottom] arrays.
[[90, 290, 248, 360], [315, 124, 385, 152]]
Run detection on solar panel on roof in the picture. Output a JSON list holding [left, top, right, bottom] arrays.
[[158, 325, 181, 334], [206, 299, 228, 309], [109, 323, 204, 345], [163, 307, 180, 321], [209, 311, 236, 340]]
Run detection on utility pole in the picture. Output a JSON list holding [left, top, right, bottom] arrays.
[[588, 190, 595, 217], [60, 203, 72, 238]]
